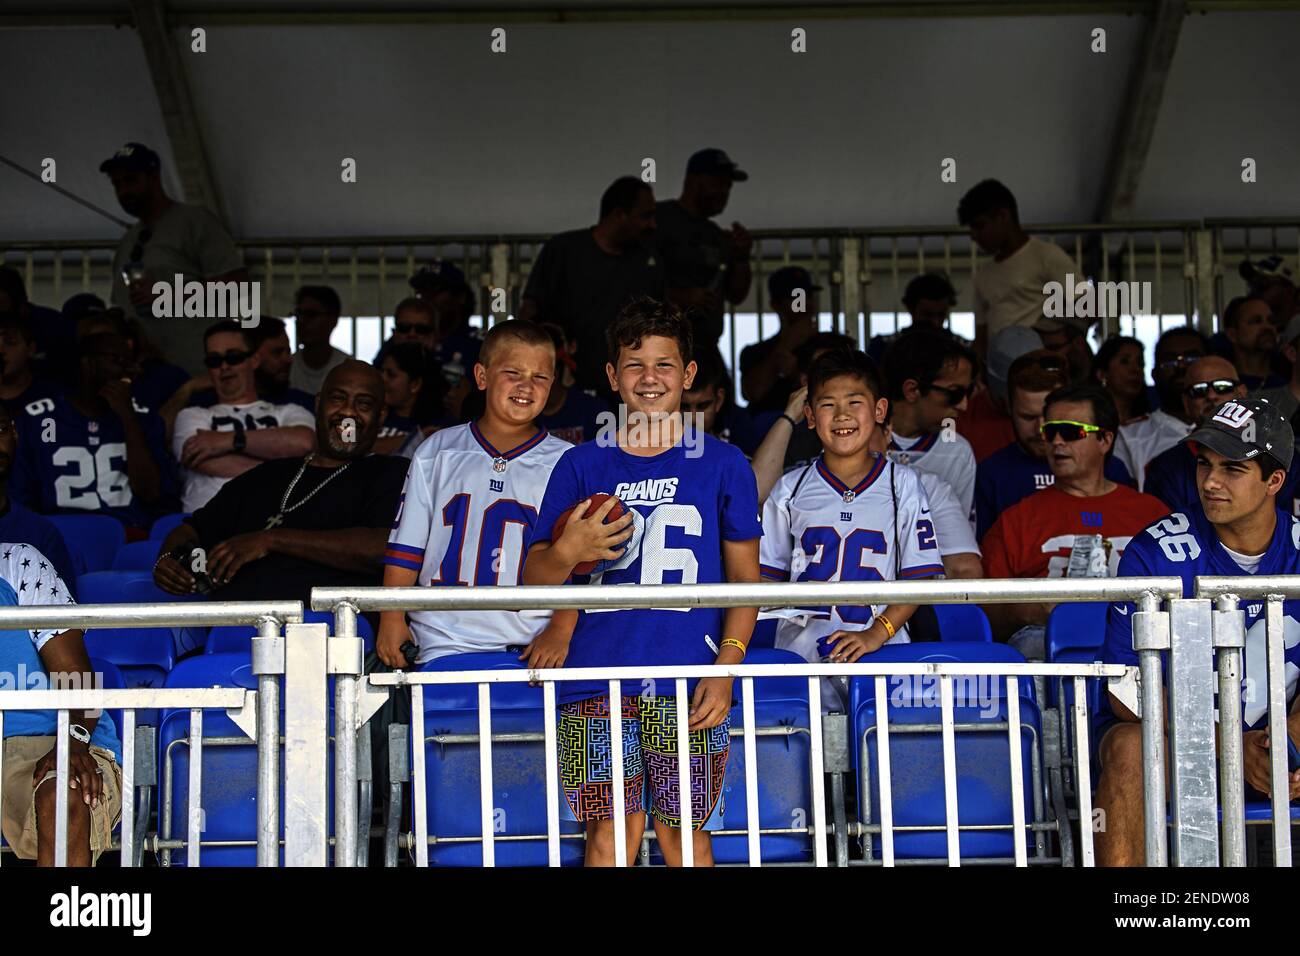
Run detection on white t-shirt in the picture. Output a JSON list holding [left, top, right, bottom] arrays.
[[289, 348, 351, 396], [1115, 409, 1191, 492], [973, 237, 1077, 338], [1221, 544, 1265, 574], [173, 400, 316, 512], [918, 470, 979, 558], [886, 430, 977, 531]]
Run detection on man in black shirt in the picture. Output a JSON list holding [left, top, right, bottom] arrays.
[[152, 360, 407, 604], [656, 148, 753, 348], [738, 266, 822, 413], [519, 176, 663, 392]]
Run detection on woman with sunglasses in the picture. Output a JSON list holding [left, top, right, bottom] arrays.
[[1091, 335, 1150, 425]]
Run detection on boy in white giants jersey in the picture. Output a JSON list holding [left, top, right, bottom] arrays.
[[377, 321, 574, 667], [761, 349, 944, 671]]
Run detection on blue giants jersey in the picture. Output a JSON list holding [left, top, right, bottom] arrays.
[[528, 432, 762, 702], [1104, 505, 1300, 729], [10, 395, 174, 528]]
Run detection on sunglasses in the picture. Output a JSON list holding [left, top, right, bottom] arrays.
[[1040, 419, 1104, 442], [1185, 379, 1239, 399], [1156, 351, 1205, 371], [204, 349, 252, 370], [395, 322, 434, 335], [920, 381, 975, 407]]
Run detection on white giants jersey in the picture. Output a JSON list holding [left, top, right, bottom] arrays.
[[385, 422, 572, 663], [886, 429, 977, 530], [759, 455, 944, 664]]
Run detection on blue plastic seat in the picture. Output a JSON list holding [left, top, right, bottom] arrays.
[[88, 656, 128, 747], [749, 617, 778, 650], [1046, 602, 1108, 709], [113, 540, 161, 571], [849, 642, 1040, 860], [205, 609, 374, 655], [48, 514, 126, 576], [933, 604, 993, 642], [148, 513, 189, 541], [159, 653, 336, 866]]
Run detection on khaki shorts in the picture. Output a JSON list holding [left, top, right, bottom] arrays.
[[2, 736, 123, 864]]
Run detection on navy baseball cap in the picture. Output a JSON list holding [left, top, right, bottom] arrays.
[[686, 148, 748, 182], [409, 259, 469, 293], [99, 142, 161, 174], [1185, 396, 1294, 469], [767, 266, 822, 301]]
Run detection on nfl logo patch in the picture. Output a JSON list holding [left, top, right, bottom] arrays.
[[492, 457, 507, 473]]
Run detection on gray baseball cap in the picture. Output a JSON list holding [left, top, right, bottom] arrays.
[[1185, 395, 1294, 469]]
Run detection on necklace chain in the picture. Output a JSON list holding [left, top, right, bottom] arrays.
[[265, 454, 353, 529]]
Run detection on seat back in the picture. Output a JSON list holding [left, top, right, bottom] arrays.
[[933, 604, 993, 642], [49, 514, 126, 575], [113, 540, 160, 571], [1046, 603, 1107, 660], [149, 513, 190, 541]]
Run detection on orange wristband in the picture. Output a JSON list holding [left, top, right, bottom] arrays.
[[876, 614, 896, 639]]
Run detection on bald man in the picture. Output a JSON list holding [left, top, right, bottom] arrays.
[[1144, 356, 1299, 515], [154, 360, 410, 604]]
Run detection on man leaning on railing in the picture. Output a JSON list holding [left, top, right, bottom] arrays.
[[1096, 397, 1300, 866], [0, 543, 122, 866]]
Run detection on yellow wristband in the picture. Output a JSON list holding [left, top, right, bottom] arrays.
[[876, 614, 896, 639], [720, 638, 748, 656]]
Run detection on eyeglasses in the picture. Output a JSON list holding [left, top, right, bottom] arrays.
[[1185, 379, 1239, 399], [203, 350, 252, 370], [394, 323, 434, 335], [1155, 351, 1205, 371], [920, 381, 975, 407], [1040, 419, 1104, 442]]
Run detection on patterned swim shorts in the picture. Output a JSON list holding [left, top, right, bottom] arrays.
[[558, 693, 729, 831]]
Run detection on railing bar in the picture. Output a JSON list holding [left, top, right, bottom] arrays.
[[1005, 676, 1027, 867], [807, 678, 827, 868], [411, 685, 428, 868], [1073, 677, 1096, 867], [55, 709, 69, 867], [187, 708, 203, 868], [121, 708, 137, 868], [1265, 597, 1292, 866], [543, 681, 561, 868], [875, 675, 895, 867], [477, 682, 495, 867], [609, 680, 627, 868], [742, 676, 761, 867], [939, 675, 959, 867], [675, 678, 693, 868]]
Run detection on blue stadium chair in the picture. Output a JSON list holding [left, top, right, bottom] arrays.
[[48, 514, 126, 576], [1045, 601, 1109, 711], [849, 642, 1041, 860], [79, 571, 205, 681], [749, 617, 778, 649], [206, 610, 374, 656], [934, 604, 993, 642], [148, 513, 189, 541], [159, 653, 336, 866], [414, 651, 584, 866], [113, 540, 161, 571], [88, 656, 127, 750]]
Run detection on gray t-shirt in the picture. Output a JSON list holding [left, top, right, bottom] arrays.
[[289, 347, 351, 397], [110, 202, 244, 374]]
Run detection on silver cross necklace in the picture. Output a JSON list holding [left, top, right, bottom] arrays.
[[264, 454, 354, 529]]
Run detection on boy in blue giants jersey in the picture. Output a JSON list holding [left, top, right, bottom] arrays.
[[761, 349, 942, 700], [1097, 397, 1300, 866], [9, 329, 172, 532], [525, 298, 762, 867]]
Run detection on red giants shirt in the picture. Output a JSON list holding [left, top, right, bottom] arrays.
[[982, 484, 1169, 579]]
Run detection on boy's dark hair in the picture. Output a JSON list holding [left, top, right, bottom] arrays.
[[902, 273, 957, 307], [1256, 453, 1286, 482], [794, 332, 855, 375], [479, 318, 554, 368], [203, 319, 251, 349], [606, 296, 693, 368], [882, 328, 977, 401], [0, 267, 28, 309], [294, 284, 341, 316], [686, 347, 727, 395], [246, 316, 287, 350], [1043, 382, 1120, 437], [806, 348, 884, 404], [957, 179, 1019, 226], [599, 176, 652, 220]]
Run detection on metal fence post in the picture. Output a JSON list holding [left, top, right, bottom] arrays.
[[1212, 594, 1247, 867], [284, 621, 330, 866], [1193, 228, 1217, 335], [839, 236, 862, 346], [252, 615, 285, 867], [1167, 599, 1220, 866], [1132, 591, 1170, 867], [330, 602, 363, 867]]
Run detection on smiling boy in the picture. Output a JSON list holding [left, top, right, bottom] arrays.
[[523, 297, 762, 867]]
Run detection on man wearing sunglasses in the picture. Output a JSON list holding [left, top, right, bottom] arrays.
[[982, 384, 1168, 656], [172, 321, 316, 512], [1113, 326, 1207, 491], [882, 329, 979, 528], [1145, 357, 1299, 517], [1097, 396, 1300, 865]]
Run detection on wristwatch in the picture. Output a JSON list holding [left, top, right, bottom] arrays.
[[232, 429, 247, 453], [69, 723, 91, 744]]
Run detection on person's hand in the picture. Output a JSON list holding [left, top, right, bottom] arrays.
[[376, 619, 414, 669], [783, 385, 809, 422], [1242, 728, 1300, 798], [181, 430, 235, 468], [127, 278, 152, 307], [519, 622, 571, 678], [554, 496, 634, 569], [99, 378, 135, 419], [33, 740, 104, 808], [824, 623, 891, 664], [153, 550, 196, 595], [206, 531, 273, 586], [730, 221, 752, 256], [689, 675, 734, 730]]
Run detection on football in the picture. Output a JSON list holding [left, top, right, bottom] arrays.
[[551, 492, 627, 575]]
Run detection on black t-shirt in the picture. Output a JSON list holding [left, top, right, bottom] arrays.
[[522, 227, 664, 390], [186, 454, 409, 603], [654, 199, 734, 342], [738, 335, 800, 414]]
